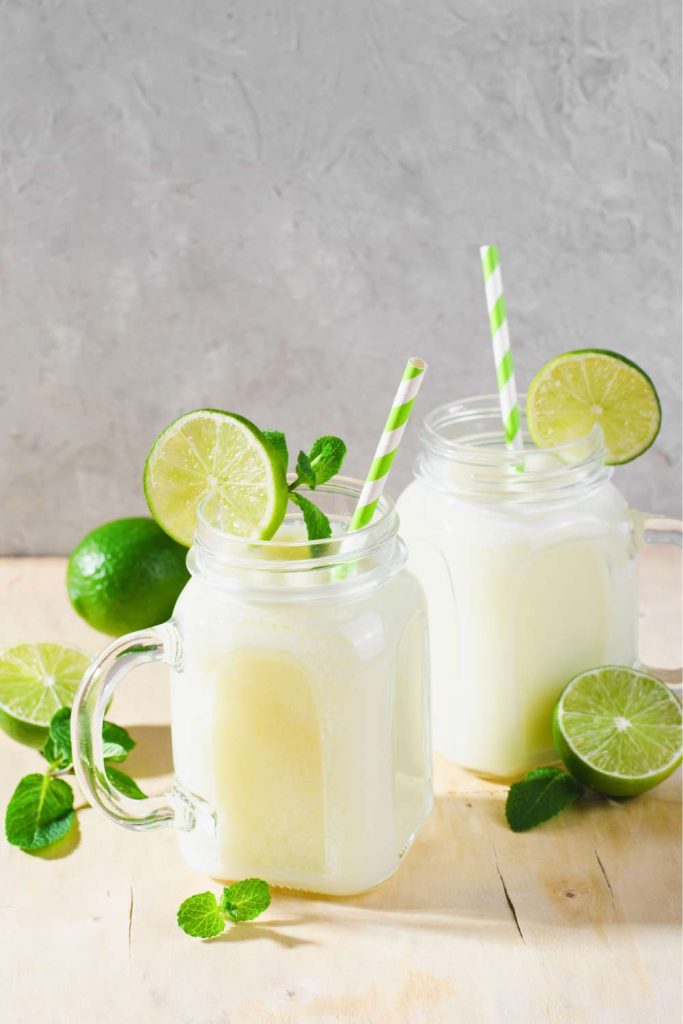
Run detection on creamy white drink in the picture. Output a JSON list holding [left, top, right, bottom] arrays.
[[70, 406, 433, 897], [169, 488, 431, 895], [397, 399, 638, 779]]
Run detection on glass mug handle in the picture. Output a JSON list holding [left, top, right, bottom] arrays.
[[71, 622, 203, 832], [636, 515, 682, 693]]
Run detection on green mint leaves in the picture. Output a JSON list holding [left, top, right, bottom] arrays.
[[288, 492, 332, 540], [39, 708, 135, 771], [266, 429, 347, 541], [101, 721, 136, 763], [220, 878, 272, 921], [308, 436, 347, 485], [5, 773, 74, 850], [506, 767, 583, 832], [4, 706, 145, 853], [177, 891, 227, 938], [104, 765, 147, 800], [295, 450, 317, 489], [178, 879, 271, 938], [40, 706, 73, 769]]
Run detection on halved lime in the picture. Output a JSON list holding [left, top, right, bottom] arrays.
[[526, 350, 661, 465], [143, 410, 288, 547], [553, 666, 682, 797], [0, 643, 90, 747]]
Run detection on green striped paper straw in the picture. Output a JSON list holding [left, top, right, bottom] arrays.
[[480, 245, 523, 450], [348, 357, 427, 532]]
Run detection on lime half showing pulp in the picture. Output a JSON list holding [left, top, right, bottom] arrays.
[[526, 350, 661, 465], [0, 643, 90, 747], [553, 666, 682, 797], [143, 410, 288, 547]]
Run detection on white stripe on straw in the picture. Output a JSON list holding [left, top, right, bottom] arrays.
[[480, 245, 523, 450], [348, 357, 427, 532]]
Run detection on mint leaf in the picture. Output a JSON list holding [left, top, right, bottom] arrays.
[[288, 492, 332, 541], [220, 878, 271, 922], [106, 766, 146, 800], [308, 436, 347, 485], [177, 891, 226, 938], [263, 430, 288, 472], [40, 710, 134, 768], [295, 450, 317, 489], [506, 767, 583, 832], [101, 721, 135, 763], [5, 774, 74, 850], [41, 707, 73, 769]]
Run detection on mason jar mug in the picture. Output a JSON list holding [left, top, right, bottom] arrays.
[[72, 480, 432, 896], [396, 397, 682, 780]]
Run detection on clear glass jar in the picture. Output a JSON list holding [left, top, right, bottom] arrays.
[[72, 480, 432, 896], [396, 396, 682, 780]]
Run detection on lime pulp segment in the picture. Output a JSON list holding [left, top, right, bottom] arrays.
[[143, 410, 288, 547], [526, 350, 661, 465], [0, 643, 90, 726], [553, 666, 682, 796]]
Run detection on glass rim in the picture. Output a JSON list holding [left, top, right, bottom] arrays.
[[421, 394, 606, 461], [415, 395, 610, 504], [192, 475, 400, 572]]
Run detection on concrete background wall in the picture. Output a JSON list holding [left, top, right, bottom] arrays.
[[0, 0, 680, 554]]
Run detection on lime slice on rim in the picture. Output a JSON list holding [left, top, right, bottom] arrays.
[[0, 643, 90, 747], [526, 350, 661, 465], [144, 410, 288, 547], [553, 666, 682, 797]]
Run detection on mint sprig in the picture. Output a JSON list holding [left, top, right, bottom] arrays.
[[101, 720, 136, 762], [505, 767, 583, 832], [177, 891, 226, 938], [295, 450, 317, 489], [220, 878, 271, 921], [5, 773, 74, 850], [288, 492, 332, 540], [307, 436, 347, 485], [104, 765, 147, 800], [4, 706, 145, 853], [178, 879, 271, 938], [266, 430, 347, 541], [40, 706, 73, 769]]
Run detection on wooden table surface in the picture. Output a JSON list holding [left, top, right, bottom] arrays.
[[1, 550, 681, 1024]]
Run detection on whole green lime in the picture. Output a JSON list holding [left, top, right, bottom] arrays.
[[67, 517, 190, 636]]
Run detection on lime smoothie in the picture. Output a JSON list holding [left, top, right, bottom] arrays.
[[70, 389, 432, 896], [170, 496, 431, 895], [396, 398, 639, 779]]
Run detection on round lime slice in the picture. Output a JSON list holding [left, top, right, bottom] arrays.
[[526, 350, 661, 465], [0, 643, 90, 747], [553, 666, 682, 797], [144, 410, 288, 547]]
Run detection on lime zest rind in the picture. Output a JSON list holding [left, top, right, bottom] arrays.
[[553, 665, 682, 795], [143, 409, 288, 547], [526, 349, 662, 466]]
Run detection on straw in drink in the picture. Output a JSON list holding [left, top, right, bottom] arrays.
[[348, 357, 428, 532], [480, 245, 523, 451]]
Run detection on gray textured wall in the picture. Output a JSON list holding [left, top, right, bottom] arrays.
[[1, 0, 680, 554]]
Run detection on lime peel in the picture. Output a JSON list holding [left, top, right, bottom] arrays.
[[0, 643, 91, 746], [526, 350, 661, 465], [143, 410, 288, 547], [553, 666, 682, 797]]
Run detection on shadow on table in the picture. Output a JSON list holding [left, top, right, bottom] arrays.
[[124, 725, 173, 778], [30, 814, 81, 860], [334, 785, 682, 933], [115, 724, 681, 936], [210, 917, 316, 949]]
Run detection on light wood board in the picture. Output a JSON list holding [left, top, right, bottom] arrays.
[[0, 550, 681, 1024]]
